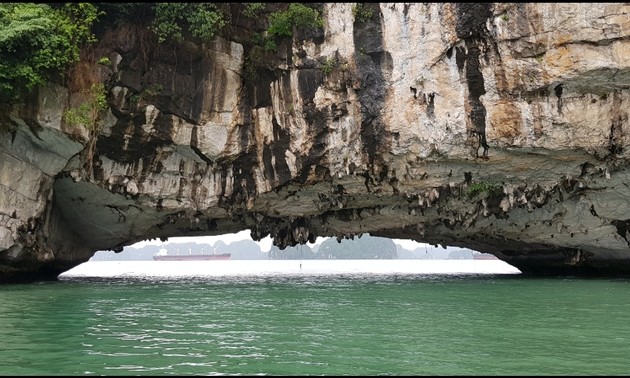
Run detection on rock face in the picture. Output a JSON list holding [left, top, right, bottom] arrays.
[[1, 3, 630, 282]]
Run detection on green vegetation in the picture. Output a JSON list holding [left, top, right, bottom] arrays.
[[321, 57, 335, 75], [464, 181, 502, 199], [63, 81, 108, 175], [242, 4, 324, 82], [91, 3, 152, 27], [242, 3, 265, 18], [242, 31, 277, 82], [63, 82, 108, 130], [97, 56, 111, 67], [251, 31, 277, 52], [352, 3, 374, 24], [151, 3, 226, 43], [0, 3, 101, 103], [267, 3, 323, 38], [0, 3, 326, 102]]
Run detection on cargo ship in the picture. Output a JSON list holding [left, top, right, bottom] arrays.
[[152, 247, 231, 261], [472, 253, 499, 260]]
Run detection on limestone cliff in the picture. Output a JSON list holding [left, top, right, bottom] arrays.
[[1, 3, 630, 282]]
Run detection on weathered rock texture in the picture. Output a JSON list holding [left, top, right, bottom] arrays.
[[2, 3, 630, 282]]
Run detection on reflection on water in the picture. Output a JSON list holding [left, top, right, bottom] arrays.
[[59, 259, 521, 280]]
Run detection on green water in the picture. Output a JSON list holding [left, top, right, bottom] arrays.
[[1, 274, 629, 375]]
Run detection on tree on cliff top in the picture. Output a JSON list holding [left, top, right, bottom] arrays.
[[150, 3, 227, 43], [0, 3, 101, 103], [0, 3, 325, 104]]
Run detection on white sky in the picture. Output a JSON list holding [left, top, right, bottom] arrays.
[[130, 229, 431, 252]]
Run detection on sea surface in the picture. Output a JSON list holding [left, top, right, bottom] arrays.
[[1, 260, 630, 375]]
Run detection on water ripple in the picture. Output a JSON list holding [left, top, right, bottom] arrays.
[[3, 264, 630, 375]]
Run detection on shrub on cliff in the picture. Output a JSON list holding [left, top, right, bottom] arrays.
[[267, 3, 324, 38], [0, 3, 100, 103], [151, 3, 226, 43]]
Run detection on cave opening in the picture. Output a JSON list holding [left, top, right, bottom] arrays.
[[58, 231, 521, 279], [87, 231, 489, 262]]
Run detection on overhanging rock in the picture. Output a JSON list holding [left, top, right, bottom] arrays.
[[1, 3, 630, 282]]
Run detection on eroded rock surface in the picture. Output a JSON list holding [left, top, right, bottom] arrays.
[[2, 3, 630, 282]]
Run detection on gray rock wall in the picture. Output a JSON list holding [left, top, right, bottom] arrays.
[[1, 3, 630, 281]]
